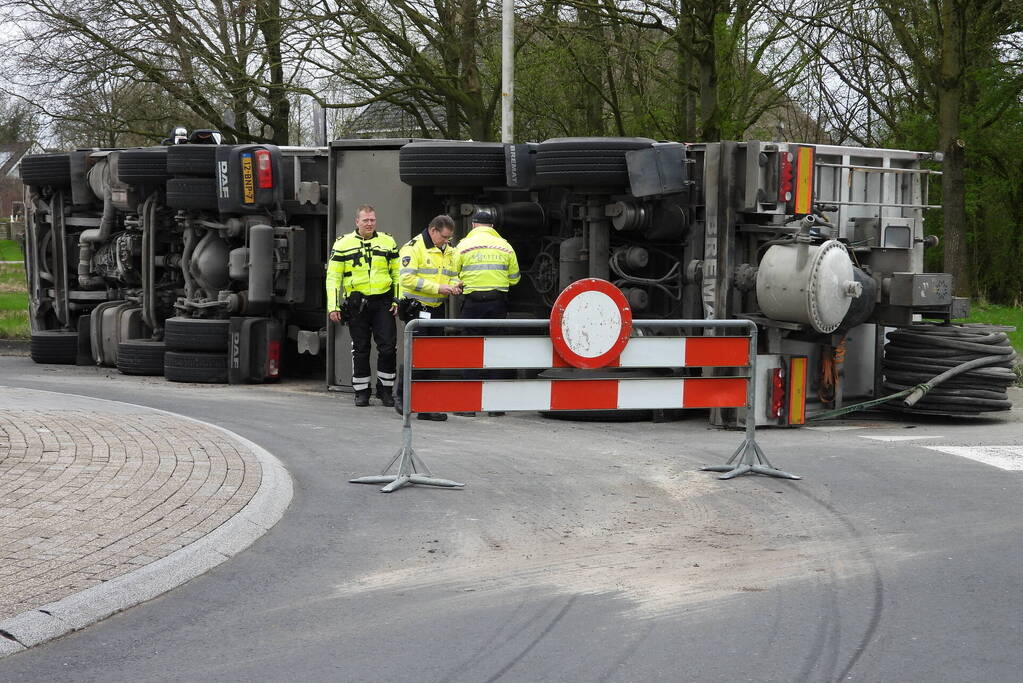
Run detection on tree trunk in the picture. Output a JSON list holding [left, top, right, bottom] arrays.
[[257, 0, 290, 145], [937, 1, 969, 296]]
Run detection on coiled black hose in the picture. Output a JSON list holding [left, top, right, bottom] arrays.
[[882, 324, 1017, 414]]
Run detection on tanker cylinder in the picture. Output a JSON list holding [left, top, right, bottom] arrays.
[[755, 240, 863, 334]]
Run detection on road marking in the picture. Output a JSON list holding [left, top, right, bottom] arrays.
[[805, 425, 863, 432], [859, 435, 943, 442], [925, 445, 1023, 471]]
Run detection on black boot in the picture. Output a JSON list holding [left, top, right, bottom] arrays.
[[354, 389, 370, 407], [377, 385, 394, 407]]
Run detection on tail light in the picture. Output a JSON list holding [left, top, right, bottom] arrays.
[[778, 146, 815, 215], [267, 340, 281, 377], [769, 368, 785, 419], [779, 152, 794, 203], [255, 149, 273, 188]]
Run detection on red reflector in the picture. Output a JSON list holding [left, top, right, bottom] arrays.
[[267, 340, 281, 377], [769, 368, 784, 419], [255, 149, 273, 189], [779, 152, 794, 203]]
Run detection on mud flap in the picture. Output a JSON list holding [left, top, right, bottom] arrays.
[[228, 317, 283, 383]]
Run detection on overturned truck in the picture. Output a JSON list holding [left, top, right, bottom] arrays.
[[21, 135, 1015, 421]]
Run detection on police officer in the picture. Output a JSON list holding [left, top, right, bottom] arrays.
[[394, 214, 461, 421], [326, 205, 400, 407], [451, 209, 520, 417]]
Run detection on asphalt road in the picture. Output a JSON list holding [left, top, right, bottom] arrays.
[[1, 355, 1022, 682]]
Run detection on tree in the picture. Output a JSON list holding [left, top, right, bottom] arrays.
[[0, 0, 312, 144], [0, 97, 40, 143], [800, 0, 1023, 297]]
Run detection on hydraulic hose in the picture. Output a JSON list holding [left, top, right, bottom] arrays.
[[882, 324, 1017, 415], [810, 323, 1016, 421]]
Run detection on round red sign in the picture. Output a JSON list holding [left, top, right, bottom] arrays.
[[550, 279, 633, 369]]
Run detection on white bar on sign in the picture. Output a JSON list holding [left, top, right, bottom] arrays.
[[483, 337, 552, 368], [482, 380, 552, 411], [616, 379, 684, 409], [618, 338, 686, 368]]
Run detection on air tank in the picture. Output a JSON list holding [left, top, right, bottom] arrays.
[[755, 240, 862, 334]]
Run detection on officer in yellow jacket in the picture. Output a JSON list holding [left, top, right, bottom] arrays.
[[326, 205, 399, 407], [394, 214, 461, 421], [450, 209, 520, 417]]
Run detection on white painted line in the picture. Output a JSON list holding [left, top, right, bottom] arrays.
[[805, 425, 864, 432], [925, 445, 1023, 471], [859, 435, 944, 442]]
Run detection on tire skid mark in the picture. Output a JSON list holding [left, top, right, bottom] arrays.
[[483, 595, 577, 683], [792, 488, 886, 682]]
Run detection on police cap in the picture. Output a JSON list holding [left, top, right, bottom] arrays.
[[471, 209, 495, 225]]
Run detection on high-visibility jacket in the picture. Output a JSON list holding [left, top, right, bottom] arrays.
[[452, 226, 520, 293], [325, 230, 399, 312], [398, 230, 458, 308]]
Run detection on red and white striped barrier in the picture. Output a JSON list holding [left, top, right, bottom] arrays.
[[351, 279, 801, 492]]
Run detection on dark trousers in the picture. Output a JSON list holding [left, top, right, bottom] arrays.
[[459, 294, 508, 335], [348, 294, 396, 393]]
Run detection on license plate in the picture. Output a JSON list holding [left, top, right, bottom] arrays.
[[241, 153, 255, 204]]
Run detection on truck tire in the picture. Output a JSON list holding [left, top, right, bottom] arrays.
[[116, 339, 167, 376], [167, 145, 219, 177], [534, 137, 655, 188], [30, 330, 79, 364], [399, 142, 507, 187], [164, 351, 229, 383], [20, 154, 72, 188], [166, 177, 219, 210], [117, 149, 170, 185], [164, 317, 230, 351]]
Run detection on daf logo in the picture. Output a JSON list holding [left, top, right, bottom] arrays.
[[218, 161, 230, 199]]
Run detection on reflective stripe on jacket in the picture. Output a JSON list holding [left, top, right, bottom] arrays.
[[452, 226, 520, 293], [325, 230, 399, 311], [398, 230, 457, 308]]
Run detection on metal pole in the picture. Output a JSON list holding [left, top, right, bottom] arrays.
[[501, 0, 514, 143]]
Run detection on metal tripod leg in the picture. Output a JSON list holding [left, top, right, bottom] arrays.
[[350, 446, 465, 493], [701, 437, 801, 480]]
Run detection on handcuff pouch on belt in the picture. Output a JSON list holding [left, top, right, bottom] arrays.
[[397, 297, 424, 322]]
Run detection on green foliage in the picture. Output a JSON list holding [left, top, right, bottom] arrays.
[[0, 260, 29, 339], [0, 239, 24, 261]]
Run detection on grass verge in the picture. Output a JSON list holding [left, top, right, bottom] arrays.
[[962, 302, 1023, 354], [0, 260, 30, 339], [0, 239, 24, 262]]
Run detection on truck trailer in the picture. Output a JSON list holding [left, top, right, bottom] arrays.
[[20, 134, 1013, 423]]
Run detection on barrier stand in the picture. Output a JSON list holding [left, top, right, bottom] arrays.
[[698, 323, 801, 481], [350, 279, 800, 492], [348, 318, 466, 493]]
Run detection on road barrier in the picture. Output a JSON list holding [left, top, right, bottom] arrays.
[[352, 330, 801, 491], [351, 279, 800, 492]]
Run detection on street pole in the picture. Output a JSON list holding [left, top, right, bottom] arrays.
[[501, 0, 514, 143]]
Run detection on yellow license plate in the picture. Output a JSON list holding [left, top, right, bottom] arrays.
[[241, 155, 255, 204]]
